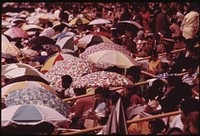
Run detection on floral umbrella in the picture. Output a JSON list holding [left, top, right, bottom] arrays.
[[1, 104, 71, 129], [45, 58, 96, 90], [79, 43, 132, 59], [4, 86, 70, 117], [76, 34, 113, 48], [71, 71, 134, 88], [4, 27, 28, 39], [40, 52, 76, 73], [2, 80, 58, 97]]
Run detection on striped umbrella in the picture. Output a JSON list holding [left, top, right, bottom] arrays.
[[40, 52, 76, 73], [1, 104, 70, 130], [69, 17, 89, 26], [55, 36, 78, 52], [79, 43, 132, 59], [76, 34, 113, 48], [2, 63, 50, 82]]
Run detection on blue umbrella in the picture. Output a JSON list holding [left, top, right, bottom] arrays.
[[5, 86, 69, 117]]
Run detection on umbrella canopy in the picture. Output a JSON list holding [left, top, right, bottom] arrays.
[[4, 27, 28, 39], [79, 43, 132, 59], [2, 42, 22, 56], [4, 86, 69, 117], [2, 63, 50, 82], [1, 104, 71, 128], [88, 18, 111, 25], [88, 50, 140, 69], [2, 34, 11, 46], [10, 18, 25, 26], [2, 81, 58, 97], [112, 20, 143, 35], [40, 52, 76, 73], [71, 71, 134, 88], [45, 58, 96, 89], [102, 98, 128, 134], [69, 17, 89, 26], [90, 31, 111, 38], [76, 34, 113, 48], [52, 32, 75, 40], [35, 13, 57, 23], [21, 24, 44, 31], [28, 36, 56, 48], [55, 36, 78, 52]]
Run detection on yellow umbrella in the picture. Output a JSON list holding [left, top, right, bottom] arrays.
[[2, 42, 21, 56], [2, 81, 58, 96], [21, 24, 44, 31], [69, 17, 89, 26], [88, 50, 140, 69]]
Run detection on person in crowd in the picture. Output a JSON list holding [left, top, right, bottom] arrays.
[[169, 18, 181, 38], [148, 118, 166, 135], [167, 127, 183, 135], [180, 3, 199, 40], [69, 87, 94, 129], [60, 75, 74, 99], [148, 50, 162, 74], [119, 5, 132, 21], [180, 98, 199, 134], [139, 4, 151, 32]]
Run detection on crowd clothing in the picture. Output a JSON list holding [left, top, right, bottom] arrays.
[[182, 72, 198, 86], [181, 11, 199, 39]]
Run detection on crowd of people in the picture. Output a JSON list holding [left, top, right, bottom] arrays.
[[1, 2, 199, 135]]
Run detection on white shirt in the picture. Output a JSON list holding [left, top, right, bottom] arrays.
[[170, 114, 184, 130]]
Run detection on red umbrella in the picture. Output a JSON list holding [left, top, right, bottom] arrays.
[[4, 27, 28, 39]]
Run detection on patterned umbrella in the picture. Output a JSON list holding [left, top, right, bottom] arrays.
[[2, 81, 58, 97], [4, 27, 28, 39], [2, 63, 50, 82], [40, 52, 76, 73], [4, 86, 70, 117], [76, 34, 113, 48], [45, 58, 96, 90], [69, 17, 89, 26], [2, 42, 22, 56], [88, 18, 111, 25], [71, 71, 133, 88], [112, 20, 143, 35], [1, 104, 71, 129], [88, 50, 140, 69], [55, 36, 78, 52], [79, 43, 132, 59]]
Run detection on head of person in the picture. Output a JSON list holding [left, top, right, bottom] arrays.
[[126, 66, 141, 83], [148, 118, 166, 134], [150, 50, 159, 61], [146, 35, 154, 45], [95, 87, 110, 102], [180, 98, 199, 134], [166, 51, 173, 61], [73, 87, 86, 96], [183, 57, 198, 75], [167, 127, 183, 135], [61, 75, 73, 89]]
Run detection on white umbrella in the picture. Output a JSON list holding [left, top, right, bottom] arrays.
[[88, 18, 111, 25]]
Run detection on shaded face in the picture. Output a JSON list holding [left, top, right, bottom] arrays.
[[151, 54, 158, 61]]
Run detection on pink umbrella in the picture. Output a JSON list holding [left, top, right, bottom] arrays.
[[79, 43, 132, 59], [4, 27, 28, 39]]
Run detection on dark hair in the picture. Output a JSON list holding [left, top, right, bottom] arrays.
[[183, 57, 198, 69], [167, 76, 182, 87], [167, 127, 183, 135], [180, 98, 199, 116], [61, 75, 73, 88], [176, 83, 192, 100], [74, 88, 86, 96], [149, 118, 166, 133], [95, 87, 110, 99], [151, 50, 158, 57], [187, 3, 199, 13], [126, 66, 141, 82]]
